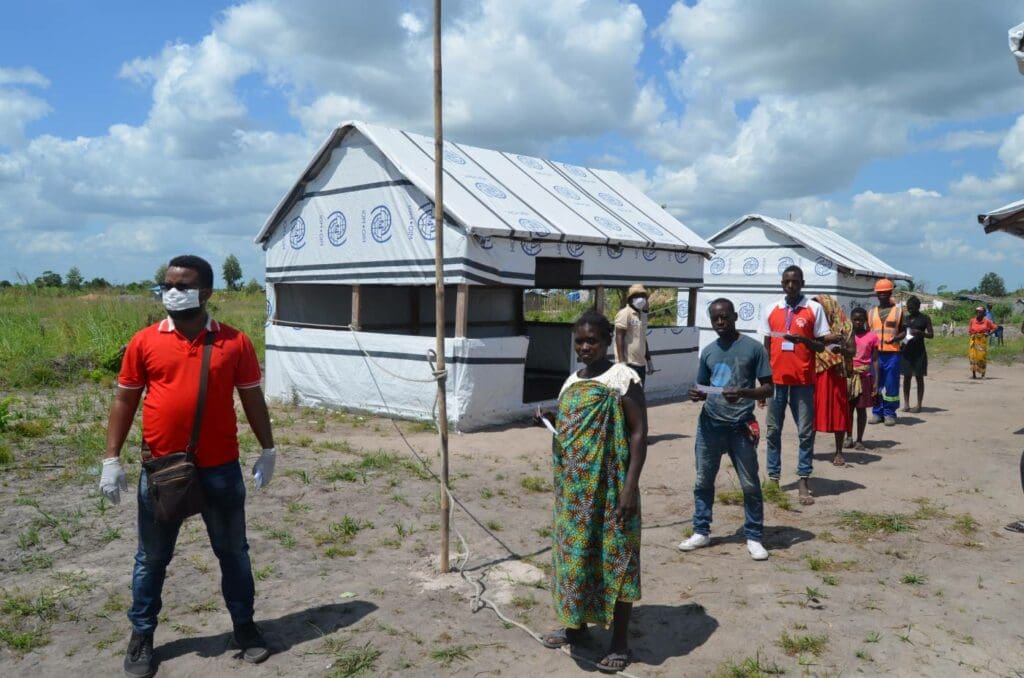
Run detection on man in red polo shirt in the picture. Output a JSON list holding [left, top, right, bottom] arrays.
[[759, 265, 829, 505], [99, 255, 277, 677]]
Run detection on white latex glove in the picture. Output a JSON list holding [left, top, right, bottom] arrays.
[[99, 457, 128, 505], [252, 449, 277, 490]]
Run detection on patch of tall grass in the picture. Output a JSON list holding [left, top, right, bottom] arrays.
[[925, 334, 1024, 364], [0, 288, 266, 388]]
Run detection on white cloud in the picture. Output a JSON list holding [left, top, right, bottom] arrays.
[[930, 129, 1005, 152]]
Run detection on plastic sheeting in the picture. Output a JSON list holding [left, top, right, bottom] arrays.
[[257, 121, 712, 255], [263, 323, 699, 431], [978, 197, 1024, 238], [680, 215, 910, 350]]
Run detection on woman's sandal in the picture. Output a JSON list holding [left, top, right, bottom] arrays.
[[541, 626, 586, 649], [832, 453, 845, 466], [597, 649, 631, 673]]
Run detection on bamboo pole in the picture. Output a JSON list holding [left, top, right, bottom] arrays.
[[433, 0, 451, 574]]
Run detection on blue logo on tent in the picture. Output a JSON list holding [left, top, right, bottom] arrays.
[[326, 211, 347, 246], [443, 149, 466, 165], [518, 217, 551, 238], [266, 298, 273, 319], [607, 245, 624, 259], [288, 217, 306, 250], [709, 257, 726, 275], [642, 248, 657, 262], [517, 154, 544, 170], [553, 185, 581, 201], [370, 206, 392, 243], [743, 257, 760, 276], [674, 251, 689, 264], [566, 291, 581, 302], [815, 256, 833, 276], [637, 221, 664, 236], [562, 163, 588, 178], [739, 302, 755, 321], [473, 234, 493, 250], [598, 192, 623, 207], [594, 215, 623, 232], [671, 326, 685, 335], [777, 256, 795, 275], [677, 299, 689, 318], [417, 203, 435, 241], [521, 241, 542, 256], [566, 242, 584, 258], [475, 182, 507, 199], [710, 362, 733, 388]]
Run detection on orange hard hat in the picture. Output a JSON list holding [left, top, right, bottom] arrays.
[[874, 278, 894, 293]]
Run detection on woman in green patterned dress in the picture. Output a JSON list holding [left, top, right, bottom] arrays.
[[536, 310, 647, 673]]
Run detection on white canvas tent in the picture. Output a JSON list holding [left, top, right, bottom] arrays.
[[255, 121, 713, 430], [679, 214, 912, 350], [978, 198, 1024, 239]]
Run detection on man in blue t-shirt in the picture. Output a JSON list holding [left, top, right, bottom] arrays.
[[679, 298, 774, 560]]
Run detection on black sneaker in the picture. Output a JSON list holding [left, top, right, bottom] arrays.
[[123, 631, 155, 677], [233, 622, 270, 664]]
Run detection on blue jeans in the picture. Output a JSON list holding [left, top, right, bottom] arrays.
[[872, 352, 901, 419], [693, 414, 764, 540], [765, 384, 815, 479], [128, 461, 255, 635]]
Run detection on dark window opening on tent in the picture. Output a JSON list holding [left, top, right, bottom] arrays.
[[535, 257, 582, 288], [273, 283, 521, 338]]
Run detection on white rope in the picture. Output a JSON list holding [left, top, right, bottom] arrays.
[[348, 345, 641, 676]]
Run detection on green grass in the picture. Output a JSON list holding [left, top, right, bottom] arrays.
[[901, 573, 927, 585], [778, 632, 828, 657], [322, 638, 382, 677], [927, 334, 1024, 365], [431, 644, 473, 668], [314, 516, 374, 547], [712, 653, 786, 677], [520, 476, 549, 493], [0, 287, 266, 388], [837, 511, 914, 534], [761, 479, 792, 511], [952, 513, 978, 534]]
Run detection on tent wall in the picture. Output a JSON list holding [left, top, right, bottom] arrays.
[[264, 323, 699, 431], [681, 221, 883, 350]]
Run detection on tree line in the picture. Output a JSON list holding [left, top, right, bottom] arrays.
[[1, 254, 261, 293]]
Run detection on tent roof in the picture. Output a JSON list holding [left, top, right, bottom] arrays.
[[710, 214, 912, 281], [978, 197, 1024, 238], [255, 121, 713, 254]]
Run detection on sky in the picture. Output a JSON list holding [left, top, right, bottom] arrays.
[[1, 0, 1022, 291]]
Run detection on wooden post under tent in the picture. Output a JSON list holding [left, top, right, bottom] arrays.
[[681, 214, 912, 351], [254, 120, 714, 430]]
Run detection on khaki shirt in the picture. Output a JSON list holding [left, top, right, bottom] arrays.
[[614, 305, 648, 366]]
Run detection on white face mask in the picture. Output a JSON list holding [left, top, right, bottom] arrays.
[[162, 288, 201, 312], [631, 298, 648, 312]]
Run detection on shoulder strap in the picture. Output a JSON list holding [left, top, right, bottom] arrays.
[[186, 330, 216, 456]]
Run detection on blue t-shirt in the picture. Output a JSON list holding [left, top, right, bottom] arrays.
[[697, 334, 772, 424]]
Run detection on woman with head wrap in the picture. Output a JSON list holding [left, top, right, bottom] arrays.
[[811, 295, 854, 465]]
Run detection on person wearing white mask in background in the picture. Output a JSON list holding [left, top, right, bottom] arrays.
[[614, 284, 653, 387], [100, 255, 277, 677]]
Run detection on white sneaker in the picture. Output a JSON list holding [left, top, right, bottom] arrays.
[[746, 540, 769, 561], [677, 533, 711, 551]]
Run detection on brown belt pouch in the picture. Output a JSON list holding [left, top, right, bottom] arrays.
[[142, 330, 214, 524]]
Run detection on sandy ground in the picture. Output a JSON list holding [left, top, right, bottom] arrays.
[[1, 358, 1022, 677]]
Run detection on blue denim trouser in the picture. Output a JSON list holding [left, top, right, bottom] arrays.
[[765, 384, 816, 479], [872, 352, 901, 419], [128, 460, 255, 635], [693, 414, 764, 540]]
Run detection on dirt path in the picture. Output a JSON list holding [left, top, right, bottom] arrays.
[[1, 358, 1022, 676]]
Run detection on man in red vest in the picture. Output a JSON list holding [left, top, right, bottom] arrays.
[[759, 265, 829, 505]]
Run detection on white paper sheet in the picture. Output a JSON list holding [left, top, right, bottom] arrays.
[[694, 384, 724, 395]]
